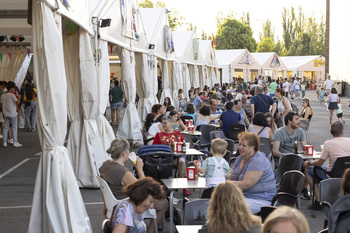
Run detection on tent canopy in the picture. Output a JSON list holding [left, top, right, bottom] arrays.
[[199, 40, 218, 67], [251, 52, 287, 71], [280, 55, 325, 72], [215, 49, 261, 70], [172, 31, 204, 65], [139, 8, 176, 61]]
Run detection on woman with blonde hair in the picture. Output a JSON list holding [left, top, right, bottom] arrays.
[[198, 181, 261, 233], [261, 206, 310, 233]]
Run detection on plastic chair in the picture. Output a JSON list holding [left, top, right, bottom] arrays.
[[317, 229, 328, 233], [102, 219, 112, 233], [224, 138, 235, 157], [274, 154, 303, 186], [183, 199, 210, 225], [201, 187, 214, 198], [209, 131, 226, 141], [260, 206, 277, 223], [198, 125, 216, 150], [180, 115, 193, 125], [312, 156, 350, 204], [320, 178, 342, 228], [328, 195, 350, 233], [259, 138, 271, 159], [96, 176, 159, 233], [225, 124, 245, 142], [272, 170, 305, 208]]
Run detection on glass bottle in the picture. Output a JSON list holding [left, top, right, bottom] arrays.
[[182, 139, 186, 153], [294, 140, 298, 154]]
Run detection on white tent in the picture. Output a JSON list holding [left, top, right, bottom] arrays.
[[216, 49, 261, 82], [251, 52, 287, 80], [199, 40, 219, 88], [28, 0, 94, 232], [139, 8, 177, 113], [280, 55, 325, 81], [173, 31, 204, 97]]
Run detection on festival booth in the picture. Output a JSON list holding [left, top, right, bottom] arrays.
[[139, 8, 178, 113], [199, 40, 219, 89], [280, 55, 325, 81], [216, 49, 261, 82], [172, 31, 204, 98], [251, 52, 287, 80], [93, 0, 149, 143]]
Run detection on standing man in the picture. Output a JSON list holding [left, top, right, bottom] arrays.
[[250, 86, 276, 121], [304, 121, 350, 210], [269, 79, 277, 97], [282, 78, 290, 98], [324, 75, 334, 94], [0, 82, 22, 147], [109, 80, 124, 126], [294, 77, 301, 99]]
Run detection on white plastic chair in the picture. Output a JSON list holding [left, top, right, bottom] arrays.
[[96, 176, 159, 233]]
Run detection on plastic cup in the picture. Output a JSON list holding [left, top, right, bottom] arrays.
[[321, 145, 324, 152], [186, 142, 190, 151]]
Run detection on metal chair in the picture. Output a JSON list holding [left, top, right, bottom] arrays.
[[183, 199, 210, 225], [182, 132, 196, 149], [96, 176, 159, 233], [274, 154, 303, 186], [102, 219, 112, 233], [180, 115, 193, 125], [201, 187, 214, 198], [197, 125, 216, 150], [225, 124, 245, 142], [224, 138, 235, 156], [260, 206, 277, 223], [259, 137, 271, 159], [320, 178, 342, 228], [312, 156, 350, 204], [272, 170, 305, 208], [209, 131, 226, 141]]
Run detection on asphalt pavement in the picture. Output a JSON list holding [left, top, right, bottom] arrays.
[[1, 90, 350, 233]]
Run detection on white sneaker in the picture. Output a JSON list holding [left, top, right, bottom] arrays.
[[13, 142, 22, 147], [8, 138, 13, 144], [0, 134, 3, 139], [3, 142, 7, 147]]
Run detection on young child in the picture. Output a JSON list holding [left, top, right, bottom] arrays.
[[319, 88, 326, 105], [337, 102, 345, 124], [301, 82, 306, 98], [193, 138, 231, 188]]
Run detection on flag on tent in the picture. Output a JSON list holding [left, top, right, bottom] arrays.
[[27, 49, 30, 57], [4, 35, 8, 42], [15, 35, 21, 46], [212, 33, 216, 48], [8, 52, 11, 61], [0, 53, 2, 62], [18, 51, 21, 59]]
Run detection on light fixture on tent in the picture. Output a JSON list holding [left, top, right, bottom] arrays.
[[148, 44, 155, 49], [0, 36, 5, 42], [100, 18, 111, 28]]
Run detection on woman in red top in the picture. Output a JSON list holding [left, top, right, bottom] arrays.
[[153, 115, 186, 178]]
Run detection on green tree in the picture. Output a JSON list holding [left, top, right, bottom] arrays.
[[215, 18, 257, 51], [257, 38, 275, 52], [201, 30, 208, 40], [259, 19, 275, 41], [282, 7, 297, 51], [216, 11, 235, 27], [273, 39, 287, 56], [139, 0, 153, 8], [187, 23, 197, 32], [288, 32, 311, 56]]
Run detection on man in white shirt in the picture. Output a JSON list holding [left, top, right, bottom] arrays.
[[324, 75, 334, 94], [282, 78, 290, 98], [0, 82, 22, 147], [293, 77, 301, 99]]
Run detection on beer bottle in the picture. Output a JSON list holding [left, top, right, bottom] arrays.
[[166, 138, 170, 146], [294, 140, 298, 154], [171, 136, 175, 151], [182, 139, 186, 153]]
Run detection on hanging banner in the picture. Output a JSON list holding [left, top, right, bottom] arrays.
[[239, 51, 254, 65], [8, 52, 11, 61], [121, 0, 140, 40], [193, 38, 199, 60], [0, 53, 2, 62], [15, 35, 21, 46], [18, 51, 21, 59], [270, 54, 280, 67], [314, 60, 325, 67], [27, 49, 30, 57]]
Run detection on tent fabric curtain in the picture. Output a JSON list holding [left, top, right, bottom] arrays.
[[149, 56, 159, 105], [135, 52, 154, 125], [77, 30, 108, 187], [193, 65, 200, 88], [28, 1, 91, 232], [116, 48, 143, 142], [171, 61, 179, 111], [96, 40, 115, 152], [177, 63, 185, 98], [14, 54, 32, 88], [183, 64, 191, 99], [0, 47, 27, 82], [159, 60, 174, 106]]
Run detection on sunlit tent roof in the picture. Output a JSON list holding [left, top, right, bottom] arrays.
[[139, 8, 176, 61], [172, 31, 204, 65], [199, 40, 218, 67], [280, 55, 325, 71], [90, 0, 148, 53], [251, 52, 287, 71], [215, 49, 261, 69]]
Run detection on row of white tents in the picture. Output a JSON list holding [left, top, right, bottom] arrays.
[[0, 0, 327, 232]]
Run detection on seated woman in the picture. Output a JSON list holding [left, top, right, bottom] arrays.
[[110, 177, 166, 233], [299, 98, 313, 129], [163, 97, 171, 110], [151, 104, 165, 118], [100, 138, 168, 233], [233, 100, 250, 128], [198, 182, 261, 233], [148, 114, 164, 137], [220, 101, 241, 134], [195, 105, 220, 130], [264, 112, 277, 134], [261, 206, 310, 233], [152, 116, 186, 179], [184, 103, 197, 123], [248, 112, 273, 142], [169, 110, 187, 132], [229, 132, 276, 214]]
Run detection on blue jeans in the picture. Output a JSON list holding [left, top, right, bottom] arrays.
[[4, 116, 18, 143], [25, 100, 37, 130], [308, 166, 329, 180]]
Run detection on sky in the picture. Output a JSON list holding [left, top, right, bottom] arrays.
[[162, 0, 325, 41]]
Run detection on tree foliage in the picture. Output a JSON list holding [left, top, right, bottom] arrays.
[[257, 38, 275, 52], [201, 31, 208, 40], [139, 0, 154, 8], [259, 19, 275, 41], [216, 18, 257, 51], [187, 23, 197, 32]]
